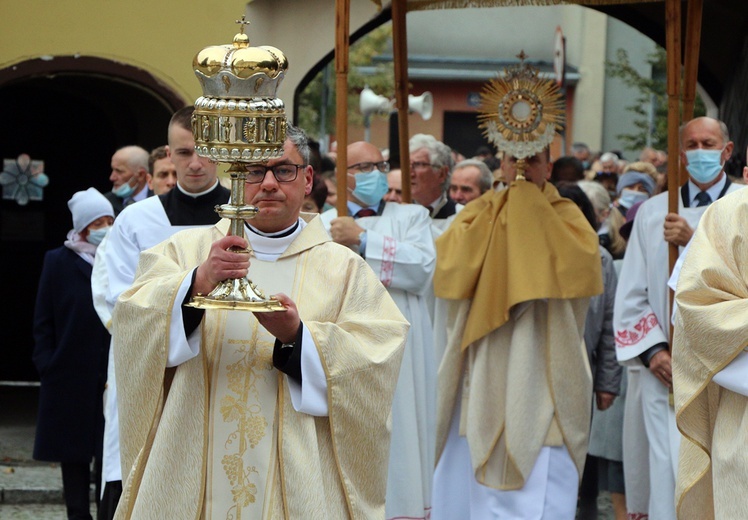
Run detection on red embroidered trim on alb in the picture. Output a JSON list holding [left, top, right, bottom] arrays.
[[380, 236, 396, 287], [615, 312, 659, 347]]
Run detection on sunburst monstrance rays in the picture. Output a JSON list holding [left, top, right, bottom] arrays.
[[477, 57, 564, 160]]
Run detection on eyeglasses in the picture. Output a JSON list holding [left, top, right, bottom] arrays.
[[346, 161, 390, 173], [246, 164, 304, 184], [410, 161, 438, 171]]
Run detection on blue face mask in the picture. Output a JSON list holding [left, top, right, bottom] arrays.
[[86, 226, 111, 246], [351, 170, 389, 207], [685, 149, 724, 184], [618, 188, 648, 209], [113, 178, 137, 199]]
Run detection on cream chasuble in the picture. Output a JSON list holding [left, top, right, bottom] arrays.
[[204, 257, 300, 519], [112, 216, 408, 520], [432, 181, 600, 498], [673, 187, 748, 520]]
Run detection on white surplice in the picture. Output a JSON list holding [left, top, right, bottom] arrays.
[[321, 202, 437, 520], [613, 179, 742, 520], [92, 195, 219, 487], [433, 393, 579, 520], [428, 206, 461, 356]]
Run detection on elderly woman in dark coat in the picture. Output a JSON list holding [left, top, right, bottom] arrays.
[[32, 188, 114, 520]]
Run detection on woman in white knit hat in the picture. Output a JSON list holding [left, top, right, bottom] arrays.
[[32, 187, 114, 520]]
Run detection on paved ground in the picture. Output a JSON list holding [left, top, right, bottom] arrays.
[[1, 383, 616, 519], [0, 384, 96, 519]]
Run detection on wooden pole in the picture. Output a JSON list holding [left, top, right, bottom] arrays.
[[666, 0, 681, 345], [681, 0, 703, 186], [392, 0, 412, 203], [334, 0, 350, 216]]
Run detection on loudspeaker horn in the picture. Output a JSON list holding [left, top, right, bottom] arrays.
[[408, 91, 433, 120], [360, 86, 394, 117]]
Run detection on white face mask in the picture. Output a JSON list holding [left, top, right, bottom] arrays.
[[113, 177, 137, 198], [685, 148, 725, 184], [618, 188, 648, 209], [86, 226, 111, 246]]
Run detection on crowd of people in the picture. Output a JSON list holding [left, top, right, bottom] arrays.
[[31, 112, 745, 520]]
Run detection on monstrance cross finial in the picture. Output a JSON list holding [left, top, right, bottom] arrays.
[[235, 15, 250, 34]]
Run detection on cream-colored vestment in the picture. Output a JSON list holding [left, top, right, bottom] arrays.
[[673, 187, 748, 520], [432, 181, 602, 514], [112, 216, 408, 519]]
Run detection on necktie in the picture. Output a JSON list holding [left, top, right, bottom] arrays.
[[354, 208, 376, 218], [695, 191, 712, 207]]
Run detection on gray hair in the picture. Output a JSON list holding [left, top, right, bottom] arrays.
[[679, 116, 730, 146], [572, 142, 590, 153], [577, 180, 611, 212], [286, 123, 310, 164], [600, 152, 619, 164], [453, 159, 493, 193], [116, 145, 149, 172], [409, 133, 454, 192]]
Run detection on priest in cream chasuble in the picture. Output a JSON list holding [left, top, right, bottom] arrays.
[[111, 133, 408, 520], [113, 216, 407, 520], [673, 187, 748, 520]]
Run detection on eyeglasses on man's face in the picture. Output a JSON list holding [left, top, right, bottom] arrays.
[[246, 164, 304, 184], [410, 161, 438, 171], [346, 161, 390, 174]]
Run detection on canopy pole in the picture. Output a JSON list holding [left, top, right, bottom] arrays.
[[666, 0, 682, 346], [334, 0, 350, 215], [681, 0, 703, 190], [682, 0, 703, 122], [392, 0, 412, 203]]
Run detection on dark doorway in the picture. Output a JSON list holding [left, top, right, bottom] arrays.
[[442, 111, 495, 160], [0, 64, 183, 381]]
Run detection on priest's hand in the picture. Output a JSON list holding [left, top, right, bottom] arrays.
[[192, 235, 250, 297], [330, 217, 364, 247], [649, 349, 673, 388], [663, 213, 693, 247], [254, 293, 300, 344], [595, 391, 616, 411]]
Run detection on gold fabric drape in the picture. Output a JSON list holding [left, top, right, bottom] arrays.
[[434, 181, 602, 351]]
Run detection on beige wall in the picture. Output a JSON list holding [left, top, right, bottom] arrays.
[[246, 0, 386, 116], [1, 0, 385, 114], [0, 0, 263, 103]]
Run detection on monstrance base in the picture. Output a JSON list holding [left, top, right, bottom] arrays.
[[186, 276, 286, 312]]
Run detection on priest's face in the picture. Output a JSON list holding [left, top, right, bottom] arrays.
[[502, 150, 551, 189], [167, 124, 218, 194], [245, 139, 313, 233]]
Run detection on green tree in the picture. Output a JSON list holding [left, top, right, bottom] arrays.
[[297, 24, 394, 141], [605, 47, 705, 152]]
